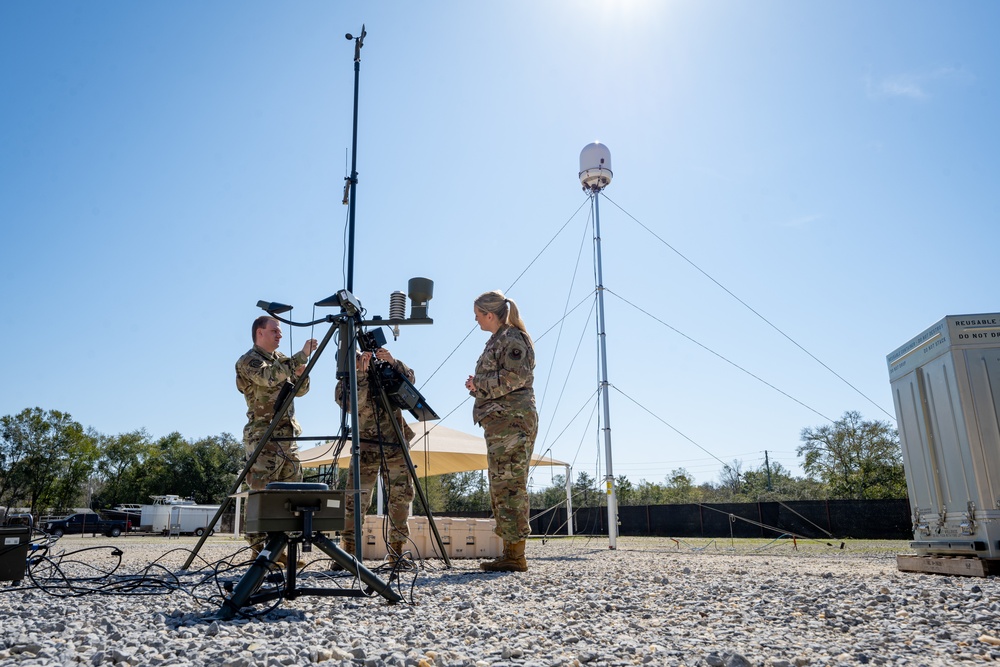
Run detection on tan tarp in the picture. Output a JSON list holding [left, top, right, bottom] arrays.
[[297, 423, 567, 477]]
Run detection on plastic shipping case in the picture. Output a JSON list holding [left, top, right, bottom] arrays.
[[887, 313, 1000, 557]]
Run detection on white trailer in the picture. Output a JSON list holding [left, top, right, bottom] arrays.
[[139, 496, 197, 532], [168, 505, 222, 536]]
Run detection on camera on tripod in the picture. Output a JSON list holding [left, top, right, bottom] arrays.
[[358, 327, 387, 353], [356, 330, 439, 423], [374, 361, 438, 422]]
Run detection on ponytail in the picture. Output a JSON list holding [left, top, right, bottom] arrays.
[[474, 290, 532, 345]]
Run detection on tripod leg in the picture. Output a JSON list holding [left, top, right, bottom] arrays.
[[374, 385, 452, 568], [313, 533, 402, 603], [216, 533, 289, 620]]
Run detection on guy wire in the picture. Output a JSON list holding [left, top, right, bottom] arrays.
[[600, 192, 894, 421]]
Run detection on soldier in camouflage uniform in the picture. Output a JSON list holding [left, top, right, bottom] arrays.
[[466, 290, 537, 572], [236, 316, 318, 557], [335, 347, 416, 564]]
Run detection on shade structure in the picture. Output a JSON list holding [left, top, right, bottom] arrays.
[[297, 423, 567, 477]]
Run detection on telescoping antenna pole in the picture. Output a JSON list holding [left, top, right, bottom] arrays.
[[579, 142, 618, 550], [592, 192, 619, 550], [342, 25, 368, 561], [344, 25, 365, 293]]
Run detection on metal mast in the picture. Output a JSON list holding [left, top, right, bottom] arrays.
[[579, 142, 618, 549]]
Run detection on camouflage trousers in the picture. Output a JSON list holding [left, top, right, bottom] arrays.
[[244, 429, 302, 545], [341, 443, 414, 550], [481, 408, 538, 542]]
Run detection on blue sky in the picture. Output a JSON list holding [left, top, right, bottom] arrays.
[[2, 1, 998, 491]]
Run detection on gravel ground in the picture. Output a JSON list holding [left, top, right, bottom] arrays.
[[2, 534, 999, 666]]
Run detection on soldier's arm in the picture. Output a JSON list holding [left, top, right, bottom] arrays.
[[472, 340, 531, 399], [335, 378, 351, 410], [392, 359, 415, 384], [236, 355, 296, 389]]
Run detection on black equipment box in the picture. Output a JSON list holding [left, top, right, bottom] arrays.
[[0, 526, 30, 582], [244, 486, 345, 533]]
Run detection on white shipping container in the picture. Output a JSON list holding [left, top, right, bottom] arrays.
[[888, 313, 1000, 557]]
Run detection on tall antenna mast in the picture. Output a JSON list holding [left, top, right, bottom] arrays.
[[579, 142, 618, 550], [344, 25, 366, 293]]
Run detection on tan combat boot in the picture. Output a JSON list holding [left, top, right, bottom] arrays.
[[479, 540, 527, 572]]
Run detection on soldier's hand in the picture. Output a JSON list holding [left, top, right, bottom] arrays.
[[358, 351, 373, 373], [302, 339, 319, 357], [375, 348, 394, 364]]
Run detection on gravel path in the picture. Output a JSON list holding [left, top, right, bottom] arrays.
[[2, 534, 999, 666]]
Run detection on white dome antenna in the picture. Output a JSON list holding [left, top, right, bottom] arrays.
[[579, 142, 613, 192]]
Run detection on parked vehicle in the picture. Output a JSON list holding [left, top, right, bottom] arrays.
[[103, 504, 142, 529], [44, 513, 127, 538]]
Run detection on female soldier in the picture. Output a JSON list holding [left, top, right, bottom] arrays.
[[465, 290, 537, 572]]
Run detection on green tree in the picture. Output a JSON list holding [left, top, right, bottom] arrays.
[[663, 468, 701, 504], [717, 459, 745, 500], [191, 434, 243, 503], [573, 470, 598, 507], [412, 474, 447, 515], [615, 475, 636, 506], [145, 432, 243, 504], [634, 479, 668, 505], [0, 408, 99, 511], [94, 429, 155, 506], [440, 471, 490, 512], [798, 410, 905, 499], [531, 473, 570, 510]]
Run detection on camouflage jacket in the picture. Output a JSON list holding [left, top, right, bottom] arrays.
[[236, 345, 310, 438], [336, 359, 416, 445], [470, 324, 536, 423]]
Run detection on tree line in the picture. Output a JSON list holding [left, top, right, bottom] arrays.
[[1, 407, 905, 519], [531, 410, 906, 511], [0, 407, 242, 514]]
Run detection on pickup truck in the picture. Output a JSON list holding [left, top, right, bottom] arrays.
[[44, 513, 126, 538]]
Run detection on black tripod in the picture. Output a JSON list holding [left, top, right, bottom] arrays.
[[184, 293, 444, 609], [336, 347, 451, 568]]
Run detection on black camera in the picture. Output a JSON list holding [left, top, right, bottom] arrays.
[[372, 361, 439, 422], [358, 327, 386, 352]]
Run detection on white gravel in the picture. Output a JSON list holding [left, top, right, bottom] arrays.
[[2, 534, 999, 666]]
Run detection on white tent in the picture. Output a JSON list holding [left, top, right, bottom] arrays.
[[297, 423, 574, 536], [298, 423, 568, 476]]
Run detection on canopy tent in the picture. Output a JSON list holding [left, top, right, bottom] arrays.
[[297, 423, 568, 477], [296, 423, 575, 537]]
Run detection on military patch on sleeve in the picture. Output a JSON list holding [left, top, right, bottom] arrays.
[[509, 348, 523, 361], [249, 359, 264, 369]]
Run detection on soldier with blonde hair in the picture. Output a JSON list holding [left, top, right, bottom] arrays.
[[465, 290, 537, 572]]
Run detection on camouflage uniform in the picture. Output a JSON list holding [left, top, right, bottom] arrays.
[[470, 324, 537, 542], [336, 359, 416, 551], [236, 345, 308, 541]]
